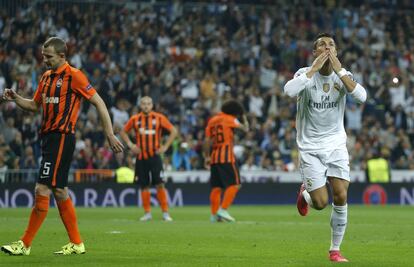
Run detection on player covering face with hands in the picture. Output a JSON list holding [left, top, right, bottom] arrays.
[[284, 33, 367, 262], [1, 37, 123, 256]]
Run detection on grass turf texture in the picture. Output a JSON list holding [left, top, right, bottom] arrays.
[[0, 205, 412, 267]]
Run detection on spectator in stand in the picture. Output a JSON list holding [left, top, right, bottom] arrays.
[[1, 1, 414, 171], [172, 142, 197, 171]]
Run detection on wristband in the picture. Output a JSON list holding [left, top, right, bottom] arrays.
[[337, 68, 347, 78]]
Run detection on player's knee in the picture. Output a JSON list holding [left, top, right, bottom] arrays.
[[333, 191, 347, 205], [312, 198, 329, 210], [52, 188, 68, 201], [34, 184, 50, 196], [155, 183, 165, 189]]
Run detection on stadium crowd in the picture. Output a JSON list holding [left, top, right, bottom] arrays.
[[1, 0, 414, 177]]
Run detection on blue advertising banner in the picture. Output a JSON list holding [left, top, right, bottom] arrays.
[[1, 183, 414, 207]]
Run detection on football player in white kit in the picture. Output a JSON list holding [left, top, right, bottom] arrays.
[[284, 33, 367, 262]]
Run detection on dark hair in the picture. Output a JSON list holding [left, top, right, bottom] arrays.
[[43, 37, 67, 56], [221, 99, 245, 117], [313, 33, 336, 50]]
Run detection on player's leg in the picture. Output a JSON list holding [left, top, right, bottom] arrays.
[[327, 177, 349, 262], [1, 183, 50, 256], [136, 159, 152, 221], [209, 164, 223, 222], [297, 151, 329, 215], [21, 183, 51, 247], [51, 133, 84, 255], [155, 183, 172, 221], [326, 148, 350, 262], [152, 155, 172, 221], [1, 133, 60, 255], [53, 187, 85, 255], [140, 187, 153, 221], [308, 186, 330, 210], [209, 187, 222, 222], [217, 163, 241, 222]]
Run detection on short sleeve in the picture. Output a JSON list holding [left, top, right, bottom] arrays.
[[33, 73, 49, 104], [124, 116, 135, 132], [227, 116, 241, 128], [160, 114, 173, 132], [71, 70, 97, 99]]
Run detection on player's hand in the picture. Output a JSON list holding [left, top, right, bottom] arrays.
[[2, 88, 17, 101], [242, 115, 250, 131], [204, 157, 211, 170], [310, 51, 329, 73], [107, 134, 124, 153], [129, 144, 141, 155], [242, 114, 248, 124], [328, 50, 342, 73], [156, 145, 167, 154]]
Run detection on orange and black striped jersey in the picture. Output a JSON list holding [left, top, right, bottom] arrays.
[[33, 62, 96, 134], [124, 111, 174, 160], [205, 112, 241, 164]]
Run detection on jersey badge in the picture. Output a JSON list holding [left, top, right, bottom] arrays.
[[56, 78, 63, 88]]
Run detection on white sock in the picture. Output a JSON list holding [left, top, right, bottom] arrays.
[[302, 189, 314, 208], [330, 204, 348, 251]]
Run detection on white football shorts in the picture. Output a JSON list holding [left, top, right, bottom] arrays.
[[299, 148, 350, 192]]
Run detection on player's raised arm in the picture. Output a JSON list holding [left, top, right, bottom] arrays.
[[88, 93, 124, 153], [2, 88, 40, 112], [237, 114, 249, 133], [284, 52, 329, 97], [328, 50, 367, 103]]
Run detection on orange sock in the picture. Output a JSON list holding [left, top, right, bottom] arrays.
[[141, 190, 151, 213], [210, 187, 222, 215], [21, 195, 49, 247], [221, 185, 239, 209], [57, 198, 82, 245], [156, 188, 169, 212]]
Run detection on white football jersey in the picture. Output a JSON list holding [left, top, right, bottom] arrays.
[[285, 67, 361, 152]]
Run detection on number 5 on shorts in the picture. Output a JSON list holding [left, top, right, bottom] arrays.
[[41, 162, 51, 178]]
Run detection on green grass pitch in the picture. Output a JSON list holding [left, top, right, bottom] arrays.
[[0, 205, 412, 266]]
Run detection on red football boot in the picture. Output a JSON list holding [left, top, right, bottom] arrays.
[[296, 184, 309, 216], [329, 250, 349, 262]]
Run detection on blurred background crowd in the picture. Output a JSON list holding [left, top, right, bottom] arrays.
[[1, 0, 414, 175]]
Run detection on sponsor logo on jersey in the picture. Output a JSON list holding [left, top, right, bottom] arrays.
[[308, 99, 339, 109], [45, 97, 59, 104], [139, 128, 156, 135]]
